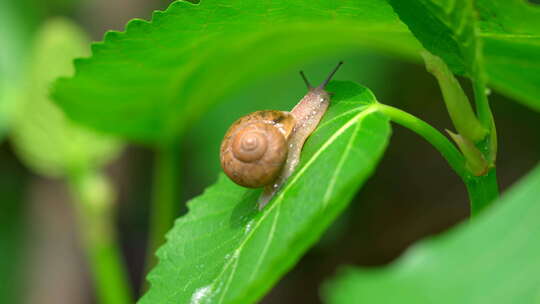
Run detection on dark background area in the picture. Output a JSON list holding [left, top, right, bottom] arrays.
[[1, 0, 539, 303]]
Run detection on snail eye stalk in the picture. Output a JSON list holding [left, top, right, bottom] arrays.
[[299, 71, 312, 89], [319, 61, 343, 89]]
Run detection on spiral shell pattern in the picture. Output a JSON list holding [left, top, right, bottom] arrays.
[[220, 110, 295, 188]]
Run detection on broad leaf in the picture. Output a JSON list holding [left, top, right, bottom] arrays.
[[324, 163, 540, 304], [53, 0, 419, 143], [10, 18, 120, 177], [386, 0, 478, 76], [476, 0, 540, 111], [140, 81, 391, 304], [387, 0, 540, 110]]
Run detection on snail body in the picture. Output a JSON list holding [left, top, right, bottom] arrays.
[[220, 62, 343, 209]]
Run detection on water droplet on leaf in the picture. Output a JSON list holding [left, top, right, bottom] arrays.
[[190, 285, 212, 304]]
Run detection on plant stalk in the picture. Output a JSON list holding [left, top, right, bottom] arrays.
[[145, 142, 182, 278], [465, 168, 499, 216], [375, 104, 467, 179], [472, 78, 498, 162], [68, 170, 132, 304], [375, 103, 499, 215], [422, 51, 487, 142], [472, 78, 493, 129]]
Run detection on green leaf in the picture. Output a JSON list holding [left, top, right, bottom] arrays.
[[476, 0, 540, 111], [10, 18, 120, 177], [386, 0, 478, 76], [140, 81, 391, 304], [324, 163, 540, 304], [386, 0, 540, 110], [53, 0, 419, 143], [0, 0, 39, 139]]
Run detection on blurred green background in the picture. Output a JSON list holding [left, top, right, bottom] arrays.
[[1, 0, 539, 303]]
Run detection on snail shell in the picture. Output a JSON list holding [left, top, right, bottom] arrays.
[[220, 61, 343, 209], [220, 110, 295, 188]]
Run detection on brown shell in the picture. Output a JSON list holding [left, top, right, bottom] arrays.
[[220, 110, 295, 188]]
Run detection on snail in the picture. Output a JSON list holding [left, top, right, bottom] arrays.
[[220, 62, 343, 209]]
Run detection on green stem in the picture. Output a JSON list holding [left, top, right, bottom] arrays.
[[86, 235, 133, 304], [68, 170, 132, 304], [473, 78, 498, 162], [471, 33, 494, 133], [473, 78, 492, 129], [375, 103, 499, 216], [375, 104, 467, 179], [145, 142, 182, 278], [465, 168, 499, 216]]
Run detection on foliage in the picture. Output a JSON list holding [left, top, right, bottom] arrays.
[[10, 18, 119, 178], [1, 0, 537, 303], [387, 0, 480, 77], [8, 18, 130, 304], [52, 0, 539, 145], [387, 0, 540, 110], [52, 0, 421, 143], [324, 163, 540, 304], [141, 81, 391, 304], [0, 0, 37, 138], [476, 0, 540, 110]]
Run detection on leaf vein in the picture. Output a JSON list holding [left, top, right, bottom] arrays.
[[322, 118, 362, 207]]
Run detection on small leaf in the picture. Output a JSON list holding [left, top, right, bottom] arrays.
[[140, 81, 391, 304], [53, 0, 419, 143], [10, 18, 120, 177], [446, 130, 488, 176], [324, 163, 540, 304]]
